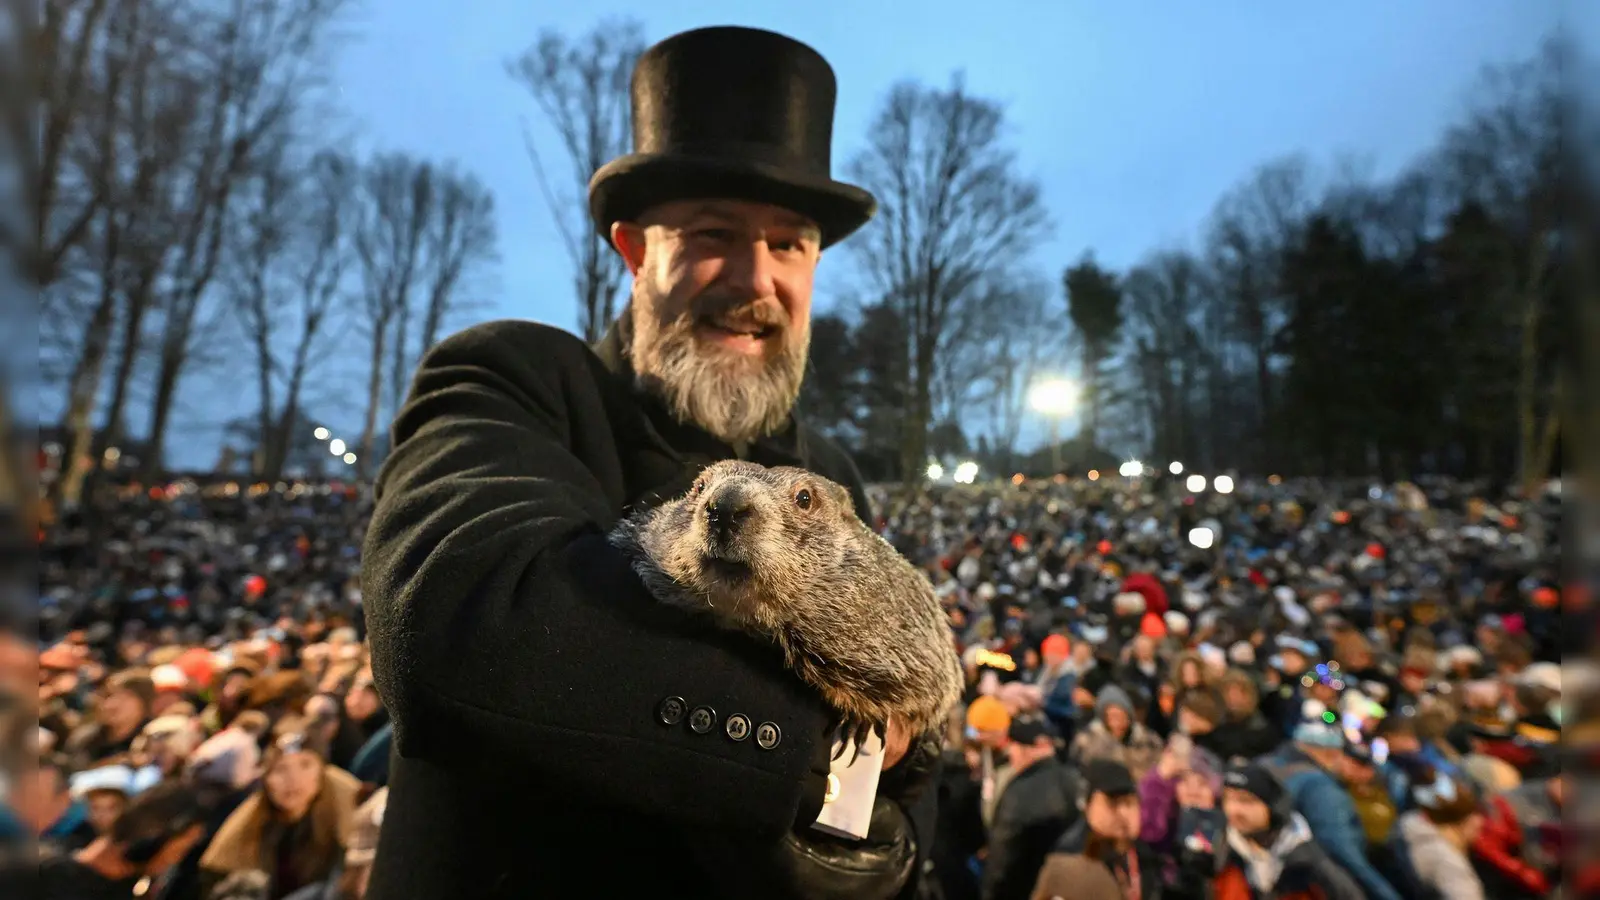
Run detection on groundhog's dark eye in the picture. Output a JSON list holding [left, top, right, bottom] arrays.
[[794, 488, 813, 510]]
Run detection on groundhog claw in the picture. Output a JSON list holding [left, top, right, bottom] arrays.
[[830, 715, 887, 765]]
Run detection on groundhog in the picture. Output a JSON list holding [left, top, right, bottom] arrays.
[[610, 460, 963, 758]]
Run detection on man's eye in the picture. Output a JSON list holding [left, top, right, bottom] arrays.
[[693, 228, 735, 242]]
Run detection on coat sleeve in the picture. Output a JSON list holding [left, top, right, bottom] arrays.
[[361, 323, 831, 835], [1137, 765, 1179, 848], [1296, 776, 1403, 900]]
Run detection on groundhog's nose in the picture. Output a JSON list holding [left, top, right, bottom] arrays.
[[704, 493, 753, 542]]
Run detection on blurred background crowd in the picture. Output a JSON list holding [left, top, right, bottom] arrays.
[[4, 470, 1590, 899]]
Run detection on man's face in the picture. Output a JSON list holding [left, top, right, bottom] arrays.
[[1084, 791, 1141, 841], [614, 198, 821, 446], [1222, 787, 1272, 834]]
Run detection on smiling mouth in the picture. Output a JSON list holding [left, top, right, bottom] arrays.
[[699, 319, 779, 340]]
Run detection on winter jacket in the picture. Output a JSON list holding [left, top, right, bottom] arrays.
[[1471, 780, 1559, 897], [981, 757, 1080, 900], [1263, 745, 1403, 900], [1399, 810, 1485, 900], [1181, 813, 1366, 900], [361, 320, 937, 900]]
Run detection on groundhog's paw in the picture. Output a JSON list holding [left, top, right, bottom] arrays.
[[829, 715, 887, 765]]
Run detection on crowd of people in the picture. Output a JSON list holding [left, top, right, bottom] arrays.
[[8, 470, 1588, 899]]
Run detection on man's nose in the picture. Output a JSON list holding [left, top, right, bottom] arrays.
[[721, 239, 777, 299]]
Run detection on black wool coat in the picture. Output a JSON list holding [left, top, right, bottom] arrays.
[[361, 320, 935, 899]]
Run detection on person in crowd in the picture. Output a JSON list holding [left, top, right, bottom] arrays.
[[1471, 770, 1564, 898], [5, 754, 98, 854], [1396, 769, 1487, 900], [199, 717, 361, 899], [356, 25, 940, 900], [1340, 742, 1398, 852], [1071, 683, 1166, 781], [70, 765, 137, 838], [65, 670, 155, 769], [33, 779, 211, 900], [1175, 763, 1364, 900], [1032, 759, 1161, 900], [1262, 717, 1404, 900], [1138, 731, 1224, 856], [982, 716, 1080, 900], [1209, 670, 1281, 763]]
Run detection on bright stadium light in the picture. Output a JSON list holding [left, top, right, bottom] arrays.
[[926, 462, 944, 481], [1186, 474, 1207, 492], [1169, 461, 1184, 475], [1213, 475, 1235, 494], [329, 438, 347, 456], [1027, 378, 1080, 416], [953, 461, 980, 484], [313, 426, 330, 441], [1119, 460, 1144, 478], [1188, 526, 1216, 549]]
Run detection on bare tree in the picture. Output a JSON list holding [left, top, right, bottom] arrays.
[[230, 148, 359, 480], [1435, 36, 1564, 493], [1122, 250, 1208, 464], [1201, 154, 1316, 471], [50, 0, 199, 505], [137, 0, 348, 482], [848, 74, 1048, 482], [416, 167, 498, 355], [352, 154, 498, 478], [507, 19, 640, 342]]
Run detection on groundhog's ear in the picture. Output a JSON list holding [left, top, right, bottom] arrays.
[[827, 482, 854, 516]]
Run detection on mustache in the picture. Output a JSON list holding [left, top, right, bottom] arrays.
[[690, 295, 787, 331]]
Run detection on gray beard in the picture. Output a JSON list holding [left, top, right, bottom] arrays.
[[626, 293, 809, 448]]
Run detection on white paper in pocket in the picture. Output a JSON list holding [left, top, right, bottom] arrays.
[[809, 730, 885, 841]]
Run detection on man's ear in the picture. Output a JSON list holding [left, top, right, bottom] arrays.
[[611, 221, 647, 276]]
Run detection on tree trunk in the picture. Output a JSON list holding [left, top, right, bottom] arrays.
[[139, 342, 185, 482], [82, 269, 156, 503], [359, 318, 391, 480], [54, 281, 118, 507]]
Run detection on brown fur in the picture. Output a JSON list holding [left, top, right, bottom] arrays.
[[610, 460, 963, 754]]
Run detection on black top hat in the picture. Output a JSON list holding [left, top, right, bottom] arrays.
[[587, 26, 876, 248]]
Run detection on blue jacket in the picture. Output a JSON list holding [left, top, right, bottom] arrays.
[[1265, 745, 1403, 900]]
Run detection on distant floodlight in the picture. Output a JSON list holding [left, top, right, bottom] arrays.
[[1186, 474, 1206, 492], [1188, 526, 1216, 549], [313, 426, 330, 441], [1087, 469, 1100, 481], [926, 462, 944, 481], [1027, 378, 1080, 416], [1169, 461, 1183, 475], [343, 452, 357, 464], [1119, 460, 1144, 478], [1213, 475, 1235, 494], [329, 438, 347, 456], [953, 461, 980, 484]]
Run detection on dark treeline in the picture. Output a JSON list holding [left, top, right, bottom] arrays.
[[29, 0, 500, 506], [798, 40, 1566, 490], [23, 9, 1567, 500]]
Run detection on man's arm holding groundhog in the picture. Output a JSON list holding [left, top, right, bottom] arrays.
[[361, 321, 834, 836]]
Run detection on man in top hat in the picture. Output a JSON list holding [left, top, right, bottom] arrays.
[[361, 25, 939, 900]]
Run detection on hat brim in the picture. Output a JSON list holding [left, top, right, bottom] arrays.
[[588, 153, 877, 249]]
